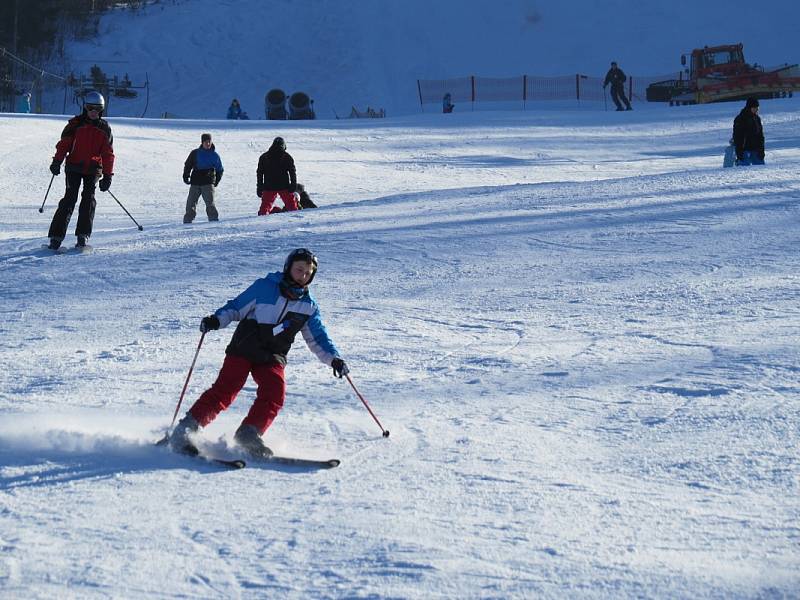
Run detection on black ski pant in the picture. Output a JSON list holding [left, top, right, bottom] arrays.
[[610, 84, 631, 110], [48, 171, 99, 241]]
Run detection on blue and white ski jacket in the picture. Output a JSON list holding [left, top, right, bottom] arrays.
[[214, 271, 340, 366], [183, 144, 224, 186]]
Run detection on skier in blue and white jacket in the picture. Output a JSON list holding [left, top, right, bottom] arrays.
[[170, 248, 349, 457]]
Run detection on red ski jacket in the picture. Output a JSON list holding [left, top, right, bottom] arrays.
[[54, 114, 115, 176]]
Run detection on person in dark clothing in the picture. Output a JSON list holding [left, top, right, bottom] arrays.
[[182, 132, 224, 223], [168, 248, 349, 458], [257, 136, 299, 215], [296, 183, 317, 209], [443, 93, 454, 114], [603, 61, 632, 111], [733, 97, 765, 166], [47, 91, 114, 249]]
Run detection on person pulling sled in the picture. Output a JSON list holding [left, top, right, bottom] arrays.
[[170, 248, 349, 458], [733, 97, 765, 166]]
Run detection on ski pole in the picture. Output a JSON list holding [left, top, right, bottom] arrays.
[[345, 374, 390, 437], [38, 173, 56, 213], [106, 189, 144, 231], [170, 331, 206, 429], [156, 331, 206, 446]]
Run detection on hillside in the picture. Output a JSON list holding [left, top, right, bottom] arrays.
[[49, 0, 800, 118]]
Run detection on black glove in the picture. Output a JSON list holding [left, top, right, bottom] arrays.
[[50, 159, 61, 176], [98, 174, 112, 192], [214, 172, 222, 187], [288, 183, 297, 193], [200, 315, 220, 333], [331, 358, 349, 378], [257, 184, 263, 198], [183, 176, 190, 184]]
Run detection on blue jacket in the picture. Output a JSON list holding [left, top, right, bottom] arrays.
[[214, 272, 340, 366], [17, 94, 31, 114], [183, 144, 223, 186]]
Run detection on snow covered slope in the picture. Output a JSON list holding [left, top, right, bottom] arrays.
[[54, 0, 800, 118], [1, 98, 799, 597]]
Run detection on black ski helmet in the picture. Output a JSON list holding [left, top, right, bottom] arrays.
[[284, 248, 318, 283], [272, 136, 286, 151], [83, 90, 105, 114]]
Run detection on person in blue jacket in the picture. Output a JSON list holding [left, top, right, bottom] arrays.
[[182, 133, 223, 223], [442, 93, 454, 114], [226, 98, 243, 119], [169, 248, 350, 457], [17, 91, 31, 114]]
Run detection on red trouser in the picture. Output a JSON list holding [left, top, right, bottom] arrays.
[[258, 190, 298, 215], [188, 354, 286, 434]]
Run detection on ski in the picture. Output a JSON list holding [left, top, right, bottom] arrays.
[[185, 449, 247, 469], [41, 244, 93, 254], [165, 439, 246, 469], [253, 455, 340, 469], [155, 434, 336, 469]]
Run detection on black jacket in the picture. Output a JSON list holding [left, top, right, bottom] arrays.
[[733, 109, 764, 160], [257, 146, 296, 192], [604, 67, 627, 90]]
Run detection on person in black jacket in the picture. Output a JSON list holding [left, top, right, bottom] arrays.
[[256, 136, 299, 215], [182, 133, 223, 223], [603, 61, 632, 111], [733, 97, 765, 165]]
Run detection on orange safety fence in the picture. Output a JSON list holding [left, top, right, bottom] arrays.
[[418, 73, 681, 109]]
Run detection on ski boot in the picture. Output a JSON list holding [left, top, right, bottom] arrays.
[[234, 424, 273, 458], [76, 236, 88, 248], [48, 238, 61, 250], [169, 413, 200, 454]]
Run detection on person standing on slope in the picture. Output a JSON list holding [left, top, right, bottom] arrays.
[[733, 97, 765, 166], [47, 91, 114, 249], [169, 248, 350, 458], [182, 132, 224, 223], [603, 61, 632, 111], [256, 136, 299, 215]]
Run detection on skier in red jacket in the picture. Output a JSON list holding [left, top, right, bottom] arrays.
[[47, 91, 115, 250]]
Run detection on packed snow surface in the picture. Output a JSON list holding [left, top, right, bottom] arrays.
[[0, 99, 798, 597]]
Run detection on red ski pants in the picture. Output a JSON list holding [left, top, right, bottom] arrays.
[[188, 354, 286, 434], [258, 190, 298, 215]]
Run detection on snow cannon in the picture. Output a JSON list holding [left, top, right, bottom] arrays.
[[289, 91, 315, 120], [265, 89, 288, 120]]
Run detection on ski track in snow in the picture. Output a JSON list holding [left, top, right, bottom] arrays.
[[0, 102, 799, 597]]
